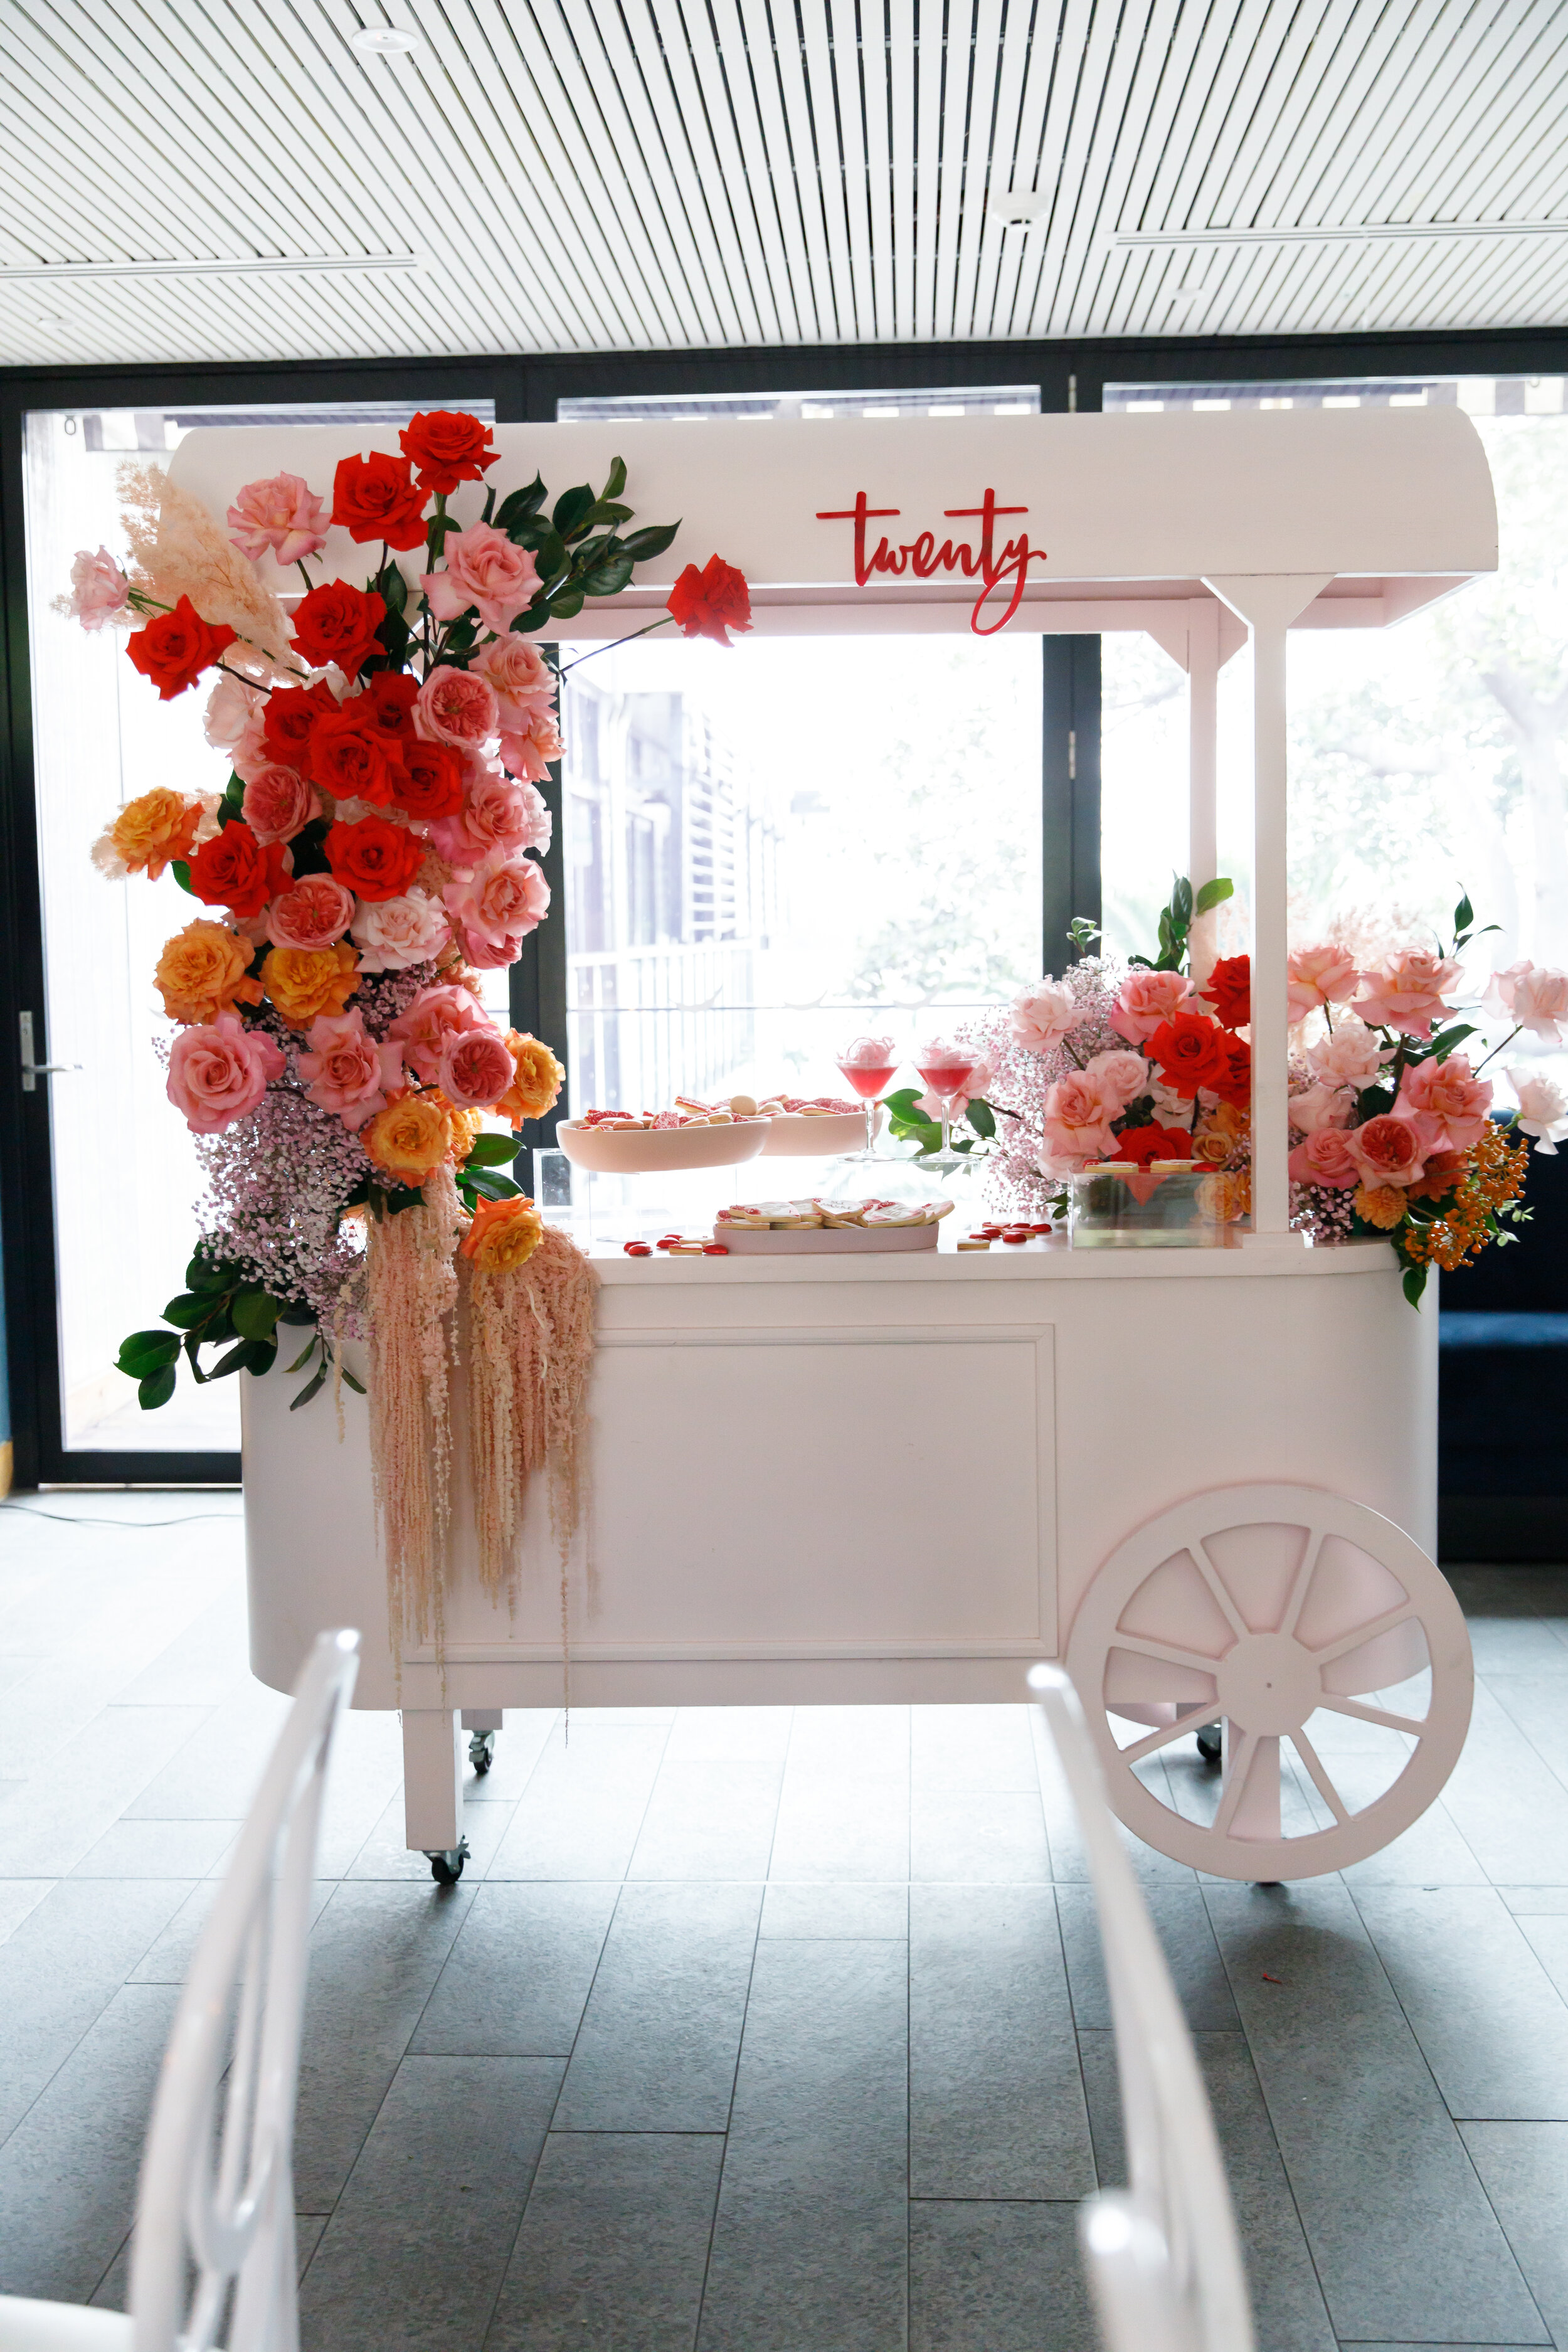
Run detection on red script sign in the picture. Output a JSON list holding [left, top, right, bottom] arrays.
[[815, 489, 1049, 633]]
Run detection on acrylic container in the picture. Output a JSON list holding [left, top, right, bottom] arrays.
[[1067, 1162, 1235, 1249]]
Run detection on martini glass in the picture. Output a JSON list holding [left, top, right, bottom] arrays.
[[835, 1036, 899, 1163], [913, 1037, 980, 1176]]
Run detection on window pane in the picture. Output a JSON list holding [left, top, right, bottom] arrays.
[[558, 386, 1041, 422]]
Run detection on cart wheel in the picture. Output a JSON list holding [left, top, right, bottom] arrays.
[[425, 1838, 470, 1885], [468, 1730, 495, 1775], [1065, 1482, 1473, 1882], [1195, 1722, 1222, 1765]]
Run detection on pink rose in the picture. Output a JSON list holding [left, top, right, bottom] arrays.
[[438, 1024, 517, 1110], [265, 873, 355, 951], [388, 981, 490, 1083], [1110, 968, 1193, 1045], [1288, 941, 1360, 1024], [1081, 1048, 1148, 1106], [472, 633, 556, 728], [297, 1009, 401, 1130], [1308, 1019, 1392, 1089], [1344, 1112, 1430, 1189], [242, 763, 320, 845], [226, 472, 329, 566], [1010, 978, 1081, 1054], [1038, 1070, 1121, 1171], [204, 672, 264, 752], [1288, 1083, 1355, 1134], [1394, 1053, 1492, 1151], [1485, 960, 1568, 1044], [1353, 948, 1464, 1039], [1288, 1126, 1360, 1189], [442, 847, 551, 968], [166, 1014, 284, 1134], [65, 546, 130, 630], [1509, 1066, 1568, 1153], [421, 523, 542, 635], [350, 889, 451, 973], [499, 707, 564, 783], [429, 771, 553, 870], [415, 664, 499, 750]]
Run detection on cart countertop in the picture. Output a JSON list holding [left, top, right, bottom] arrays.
[[584, 1235, 1397, 1284]]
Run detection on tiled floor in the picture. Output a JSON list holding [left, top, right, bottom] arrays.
[[4, 1496, 1568, 2349]]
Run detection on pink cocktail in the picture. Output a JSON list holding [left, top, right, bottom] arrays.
[[914, 1038, 980, 1172], [835, 1035, 899, 1160], [840, 1062, 898, 1099]]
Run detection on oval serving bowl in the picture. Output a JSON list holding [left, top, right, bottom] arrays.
[[556, 1118, 771, 1175]]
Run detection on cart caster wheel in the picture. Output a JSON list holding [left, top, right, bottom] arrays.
[[425, 1838, 470, 1885], [1067, 1481, 1473, 1882], [467, 1730, 495, 1775], [1196, 1721, 1223, 1765]]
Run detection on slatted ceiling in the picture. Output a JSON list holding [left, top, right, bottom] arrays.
[[6, 0, 1568, 366]]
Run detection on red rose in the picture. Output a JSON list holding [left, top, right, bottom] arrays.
[[1147, 1011, 1227, 1100], [289, 580, 386, 682], [667, 554, 752, 647], [1108, 1123, 1195, 1170], [187, 822, 290, 919], [304, 709, 407, 807], [358, 671, 419, 739], [261, 680, 339, 765], [331, 451, 428, 551], [125, 596, 237, 700], [1199, 954, 1251, 1029], [392, 739, 465, 820], [1209, 1030, 1252, 1111], [324, 815, 425, 902], [399, 410, 497, 495]]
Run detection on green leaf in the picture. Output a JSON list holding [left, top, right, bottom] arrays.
[[464, 1168, 524, 1202], [1401, 1263, 1429, 1308], [601, 455, 628, 501], [339, 1362, 367, 1396], [965, 1098, 997, 1140], [464, 1133, 521, 1167], [1194, 876, 1235, 916], [882, 1087, 924, 1118], [1429, 1023, 1478, 1064], [548, 588, 585, 620], [1453, 891, 1474, 936], [171, 860, 193, 894], [162, 1291, 216, 1332], [283, 1332, 320, 1375], [618, 521, 680, 562], [510, 593, 555, 635], [1171, 875, 1194, 928], [378, 561, 408, 615], [184, 1252, 233, 1294], [581, 553, 637, 598], [117, 1329, 180, 1378], [289, 1360, 329, 1411], [138, 1363, 177, 1411], [495, 474, 547, 532], [551, 483, 596, 539], [231, 1288, 282, 1342], [585, 499, 633, 527]]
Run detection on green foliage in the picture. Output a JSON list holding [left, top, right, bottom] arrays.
[[1125, 873, 1231, 975], [117, 1248, 297, 1408]]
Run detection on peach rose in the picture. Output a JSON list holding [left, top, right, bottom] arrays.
[[92, 788, 204, 881], [1307, 1019, 1392, 1089], [438, 1024, 517, 1110], [1394, 1053, 1492, 1152], [472, 633, 555, 727], [1038, 1070, 1121, 1171], [414, 664, 499, 750], [296, 1009, 401, 1130], [460, 1192, 544, 1273], [1081, 1048, 1148, 1105], [1010, 978, 1080, 1053], [388, 980, 491, 1083], [350, 889, 452, 973], [1110, 968, 1193, 1046], [154, 919, 264, 1025], [1287, 1125, 1359, 1189], [1288, 1083, 1355, 1134], [166, 1014, 284, 1134], [266, 874, 355, 952], [421, 522, 541, 635], [442, 847, 551, 968], [203, 670, 264, 752], [499, 707, 564, 784], [495, 1030, 564, 1128], [1353, 948, 1464, 1039], [1344, 1112, 1429, 1189], [226, 471, 329, 566], [242, 763, 320, 845], [1287, 942, 1360, 1024], [362, 1091, 454, 1184], [261, 941, 359, 1029], [1484, 960, 1568, 1045]]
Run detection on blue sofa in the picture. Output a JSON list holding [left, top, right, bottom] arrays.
[[1439, 1134, 1568, 1560]]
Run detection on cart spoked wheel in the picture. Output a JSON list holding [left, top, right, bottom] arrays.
[[1064, 1483, 1473, 1882], [467, 1730, 495, 1774], [425, 1837, 470, 1885]]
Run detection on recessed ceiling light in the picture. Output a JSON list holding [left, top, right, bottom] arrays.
[[1177, 277, 1207, 296], [36, 313, 64, 325], [351, 24, 420, 53]]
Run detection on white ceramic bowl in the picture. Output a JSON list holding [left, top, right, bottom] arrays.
[[760, 1108, 878, 1157], [556, 1118, 770, 1175]]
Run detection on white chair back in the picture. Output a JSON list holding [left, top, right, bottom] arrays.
[[128, 1628, 359, 2352], [1029, 1664, 1254, 2352]]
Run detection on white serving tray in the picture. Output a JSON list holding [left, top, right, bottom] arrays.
[[557, 1119, 770, 1174], [716, 1221, 938, 1254]]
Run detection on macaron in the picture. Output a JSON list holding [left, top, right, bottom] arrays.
[[623, 1242, 652, 1256], [702, 1242, 729, 1256]]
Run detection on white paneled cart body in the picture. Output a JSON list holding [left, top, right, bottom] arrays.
[[201, 405, 1495, 1882]]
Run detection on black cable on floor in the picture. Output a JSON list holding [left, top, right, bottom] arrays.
[[0, 1503, 243, 1528]]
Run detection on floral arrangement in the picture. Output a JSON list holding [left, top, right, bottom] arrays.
[[893, 879, 1553, 1302], [62, 410, 752, 1415]]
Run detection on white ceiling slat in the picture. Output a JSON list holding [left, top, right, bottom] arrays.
[[723, 0, 820, 339], [856, 0, 896, 337], [696, 0, 805, 341], [793, 0, 863, 340], [967, 0, 1035, 340], [947, 0, 1002, 339], [619, 0, 760, 342], [643, 0, 774, 342], [1030, 0, 1131, 335], [884, 0, 916, 337], [1051, 0, 1164, 338], [824, 0, 880, 338], [1007, 0, 1106, 336], [764, 0, 846, 339]]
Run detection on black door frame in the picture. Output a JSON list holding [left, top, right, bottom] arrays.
[[5, 325, 1568, 1483]]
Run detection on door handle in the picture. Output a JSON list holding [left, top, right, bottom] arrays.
[[19, 1010, 80, 1092]]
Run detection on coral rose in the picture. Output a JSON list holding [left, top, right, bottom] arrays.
[[362, 1091, 453, 1183], [1353, 948, 1464, 1039], [1353, 1183, 1409, 1231], [126, 596, 237, 700], [421, 522, 541, 635], [290, 580, 386, 683], [430, 773, 551, 869], [226, 472, 329, 566], [93, 788, 202, 881], [1198, 954, 1250, 1029], [65, 546, 130, 630], [261, 680, 339, 766], [392, 739, 466, 822], [495, 1030, 564, 1127], [498, 707, 564, 784], [166, 1013, 284, 1134], [187, 824, 290, 920], [442, 847, 550, 967], [331, 450, 428, 551], [1145, 1010, 1226, 1099], [400, 410, 498, 495], [1394, 1052, 1493, 1152], [438, 1024, 517, 1110], [154, 920, 263, 1025], [415, 664, 499, 750], [667, 555, 752, 646], [388, 982, 490, 1083], [1510, 1066, 1568, 1153], [297, 1009, 401, 1130], [304, 709, 407, 806], [473, 633, 555, 726], [1287, 1126, 1359, 1189], [1288, 941, 1360, 1024], [1308, 1018, 1392, 1089], [241, 763, 319, 845], [1345, 1112, 1429, 1189], [1010, 978, 1081, 1054], [1484, 960, 1568, 1045], [266, 874, 355, 953], [325, 814, 425, 903], [1110, 968, 1193, 1045], [262, 941, 359, 1029], [351, 890, 452, 973], [460, 1192, 544, 1273]]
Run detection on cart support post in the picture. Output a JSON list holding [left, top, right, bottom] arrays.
[[1186, 596, 1220, 896], [401, 1708, 462, 1850]]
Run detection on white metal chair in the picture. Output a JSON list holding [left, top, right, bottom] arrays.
[[1029, 1663, 1255, 2352], [0, 1628, 360, 2352]]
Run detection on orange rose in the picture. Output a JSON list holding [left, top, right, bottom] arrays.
[[495, 1030, 564, 1128], [363, 1091, 453, 1183], [460, 1193, 543, 1273], [154, 919, 263, 1024], [447, 1103, 485, 1164], [1353, 1182, 1408, 1231], [100, 788, 203, 880], [261, 941, 359, 1029]]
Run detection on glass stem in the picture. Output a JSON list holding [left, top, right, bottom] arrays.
[[865, 1097, 877, 1157], [940, 1105, 954, 1160]]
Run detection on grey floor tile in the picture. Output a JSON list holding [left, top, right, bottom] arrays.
[[346, 1783, 516, 1881], [1434, 1683, 1568, 1886], [122, 1679, 290, 1822], [1487, 1671, 1568, 1794], [0, 1880, 55, 1946], [766, 1706, 911, 1884], [1498, 1888, 1568, 1915], [910, 1703, 1041, 1793], [70, 1815, 240, 1880], [1056, 1881, 1240, 2034], [110, 1578, 250, 1707], [411, 1882, 619, 2057], [486, 2131, 723, 2351], [910, 1884, 1093, 2199], [908, 2201, 1091, 2352], [1204, 1880, 1548, 2345], [0, 1983, 177, 2300], [911, 1789, 1052, 1882], [555, 1881, 761, 2131], [1460, 2123, 1568, 2348], [310, 1707, 411, 1877], [0, 1703, 210, 1875], [299, 2055, 561, 2352], [628, 1759, 785, 1880], [662, 1707, 793, 1766], [487, 1716, 674, 1879], [698, 1937, 907, 2352], [0, 1877, 192, 2143], [760, 1882, 908, 1939], [465, 1708, 560, 1799], [1353, 1887, 1568, 2119], [1029, 1709, 1197, 1890], [125, 1875, 334, 1987]]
